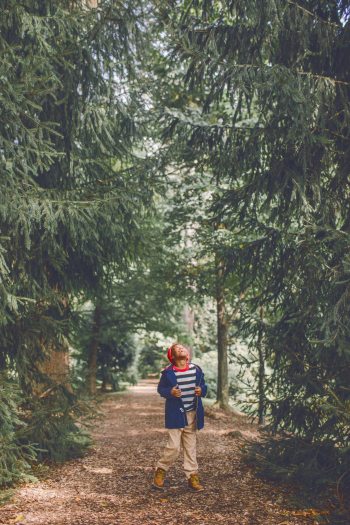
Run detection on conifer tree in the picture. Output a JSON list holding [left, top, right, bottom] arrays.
[[0, 0, 153, 482], [158, 0, 350, 494]]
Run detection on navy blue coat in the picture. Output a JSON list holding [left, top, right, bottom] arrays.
[[157, 363, 208, 430]]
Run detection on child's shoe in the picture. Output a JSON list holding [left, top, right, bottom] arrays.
[[188, 473, 204, 491], [152, 467, 166, 490]]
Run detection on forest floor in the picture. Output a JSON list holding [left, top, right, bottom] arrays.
[[0, 379, 336, 525]]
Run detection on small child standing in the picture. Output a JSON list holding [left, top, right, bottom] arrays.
[[152, 342, 208, 492]]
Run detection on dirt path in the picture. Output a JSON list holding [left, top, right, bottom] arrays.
[[0, 380, 315, 525]]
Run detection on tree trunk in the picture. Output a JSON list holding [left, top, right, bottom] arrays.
[[33, 336, 73, 397], [258, 306, 266, 425], [101, 368, 108, 392], [183, 304, 195, 359], [87, 304, 102, 395], [85, 0, 98, 7], [215, 253, 230, 409]]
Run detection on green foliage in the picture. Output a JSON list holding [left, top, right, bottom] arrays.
[[0, 373, 38, 488], [245, 434, 350, 524], [97, 339, 135, 391], [138, 343, 165, 378], [1, 0, 349, 513], [0, 0, 152, 487], [157, 0, 350, 505], [72, 299, 136, 389], [246, 434, 350, 494], [22, 385, 96, 462]]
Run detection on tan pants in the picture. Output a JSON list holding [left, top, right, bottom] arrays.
[[156, 409, 198, 479]]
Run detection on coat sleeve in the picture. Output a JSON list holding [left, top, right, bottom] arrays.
[[157, 371, 174, 399], [199, 371, 208, 398]]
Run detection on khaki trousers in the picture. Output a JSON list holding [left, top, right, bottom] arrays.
[[156, 409, 198, 479]]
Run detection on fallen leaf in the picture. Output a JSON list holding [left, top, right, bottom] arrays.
[[13, 515, 25, 523]]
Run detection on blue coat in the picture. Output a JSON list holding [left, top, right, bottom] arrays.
[[157, 363, 208, 430]]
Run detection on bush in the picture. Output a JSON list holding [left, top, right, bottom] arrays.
[[21, 384, 96, 463], [0, 373, 38, 488], [193, 350, 241, 400]]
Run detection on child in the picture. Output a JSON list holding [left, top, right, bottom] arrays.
[[152, 342, 208, 492]]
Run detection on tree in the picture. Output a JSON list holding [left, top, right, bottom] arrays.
[[135, 7, 243, 407], [0, 0, 153, 480], [158, 0, 350, 496]]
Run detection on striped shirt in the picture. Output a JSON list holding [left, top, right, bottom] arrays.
[[173, 363, 197, 411]]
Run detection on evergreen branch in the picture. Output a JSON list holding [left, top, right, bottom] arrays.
[[287, 0, 342, 29], [84, 3, 114, 43], [221, 60, 350, 87], [174, 39, 350, 86]]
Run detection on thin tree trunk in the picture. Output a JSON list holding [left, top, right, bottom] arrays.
[[183, 304, 195, 359], [87, 304, 102, 395], [258, 306, 265, 425], [213, 170, 230, 409], [215, 253, 230, 409], [101, 368, 108, 392], [182, 224, 196, 360]]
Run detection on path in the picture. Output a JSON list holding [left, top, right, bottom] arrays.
[[0, 380, 314, 525]]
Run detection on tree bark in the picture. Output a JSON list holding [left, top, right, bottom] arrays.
[[258, 305, 266, 425], [31, 293, 73, 396], [33, 335, 73, 397], [85, 0, 98, 7], [87, 304, 102, 395], [215, 253, 230, 409], [183, 304, 195, 359]]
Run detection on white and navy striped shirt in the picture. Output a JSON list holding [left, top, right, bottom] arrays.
[[174, 363, 197, 411]]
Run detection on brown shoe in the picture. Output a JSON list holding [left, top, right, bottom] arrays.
[[188, 473, 204, 491], [152, 467, 166, 490]]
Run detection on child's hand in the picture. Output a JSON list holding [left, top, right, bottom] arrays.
[[194, 386, 202, 396], [171, 386, 182, 397]]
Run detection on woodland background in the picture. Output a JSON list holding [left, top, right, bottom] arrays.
[[0, 0, 349, 522]]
